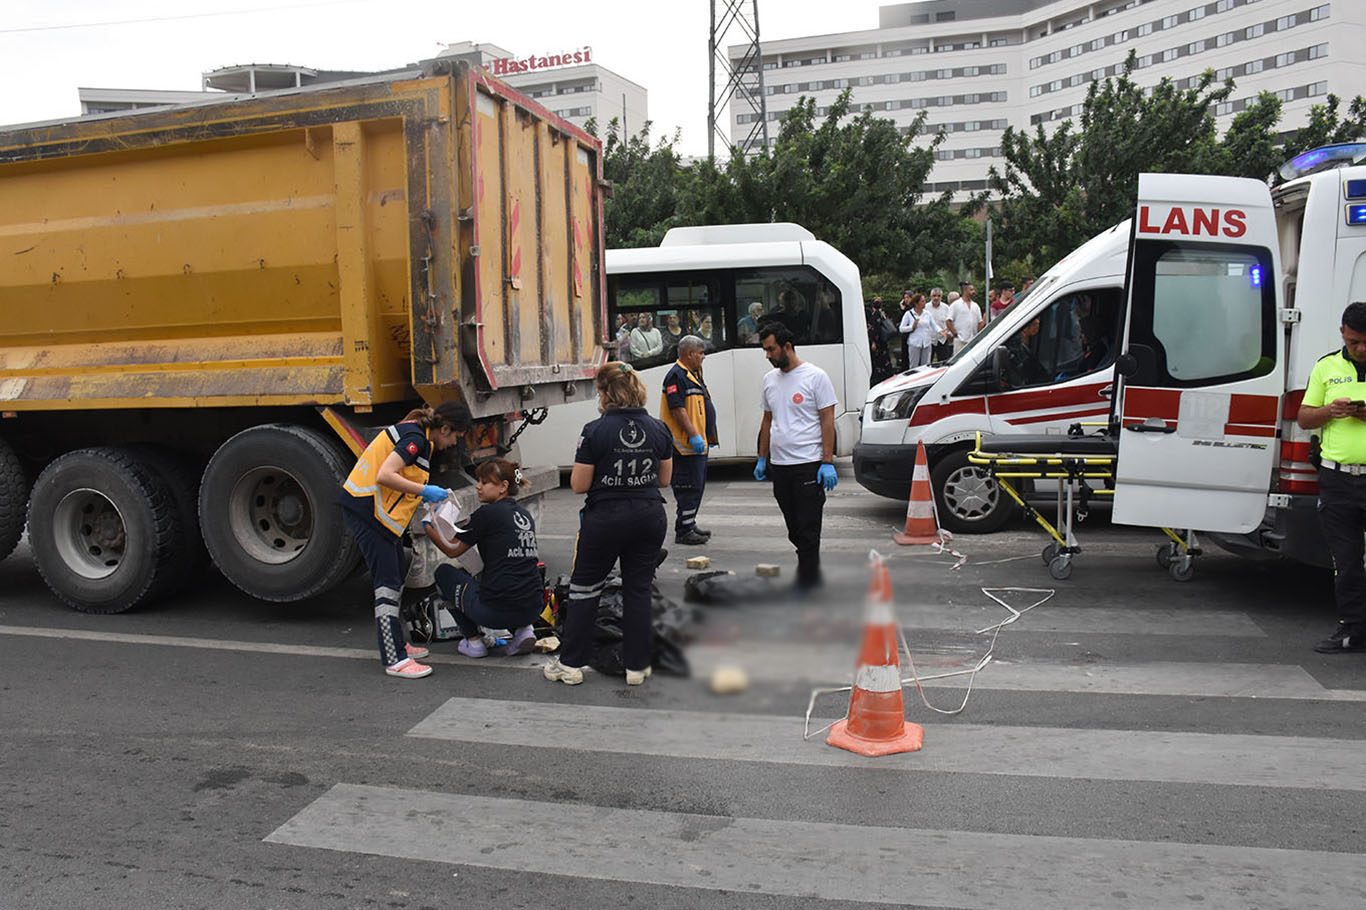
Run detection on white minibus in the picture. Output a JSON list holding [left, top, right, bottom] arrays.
[[529, 223, 871, 465]]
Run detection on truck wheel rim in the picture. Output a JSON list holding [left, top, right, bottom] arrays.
[[943, 466, 999, 522], [227, 467, 312, 565], [53, 488, 125, 579]]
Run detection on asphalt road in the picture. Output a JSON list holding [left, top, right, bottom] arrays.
[[2, 460, 1365, 910]]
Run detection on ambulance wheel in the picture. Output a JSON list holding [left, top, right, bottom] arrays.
[[1169, 558, 1194, 583], [26, 448, 183, 613], [1042, 542, 1061, 565], [1156, 542, 1177, 569], [0, 435, 28, 564], [200, 424, 359, 602], [1048, 554, 1073, 581], [932, 449, 1012, 534]]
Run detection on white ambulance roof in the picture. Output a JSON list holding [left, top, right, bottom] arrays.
[[1037, 219, 1131, 286]]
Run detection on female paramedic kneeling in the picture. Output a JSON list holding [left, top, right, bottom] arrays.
[[423, 459, 543, 658], [340, 402, 470, 679], [544, 363, 674, 686]]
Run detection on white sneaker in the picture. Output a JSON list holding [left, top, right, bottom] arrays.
[[543, 658, 584, 686], [625, 666, 652, 686]]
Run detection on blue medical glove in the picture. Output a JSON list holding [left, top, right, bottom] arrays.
[[689, 434, 707, 454], [753, 456, 768, 482], [420, 484, 449, 503], [817, 463, 838, 491]]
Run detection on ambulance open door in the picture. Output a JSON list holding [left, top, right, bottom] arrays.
[[1111, 174, 1283, 534]]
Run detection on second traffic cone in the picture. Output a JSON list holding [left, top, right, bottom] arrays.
[[894, 440, 942, 545], [826, 556, 924, 757]]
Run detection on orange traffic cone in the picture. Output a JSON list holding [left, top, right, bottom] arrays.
[[893, 440, 942, 545], [826, 556, 924, 757]]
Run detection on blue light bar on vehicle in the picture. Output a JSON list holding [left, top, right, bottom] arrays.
[[1250, 265, 1262, 288], [1348, 204, 1366, 226]]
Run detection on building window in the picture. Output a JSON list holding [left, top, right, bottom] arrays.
[[1115, 29, 1129, 43], [1162, 47, 1178, 62], [1276, 87, 1294, 101], [1216, 32, 1233, 47], [1309, 80, 1328, 95], [1216, 0, 1234, 11], [1276, 15, 1296, 30], [1310, 5, 1330, 21], [1215, 101, 1233, 116], [1138, 23, 1153, 36], [1091, 38, 1105, 51], [990, 38, 1007, 47], [1138, 54, 1153, 67], [1247, 58, 1264, 73], [1247, 24, 1264, 38], [1030, 57, 1042, 69], [1216, 66, 1233, 80], [1189, 40, 1205, 54], [1190, 7, 1205, 20], [1275, 52, 1293, 67], [1031, 85, 1043, 97], [1308, 43, 1328, 59], [1161, 15, 1178, 28]]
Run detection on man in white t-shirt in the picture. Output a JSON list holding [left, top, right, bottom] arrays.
[[753, 321, 839, 591], [946, 283, 983, 355], [925, 287, 952, 362]]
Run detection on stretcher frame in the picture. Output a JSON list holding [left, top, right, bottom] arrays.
[[967, 430, 1201, 580]]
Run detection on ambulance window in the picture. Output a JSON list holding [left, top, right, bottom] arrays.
[[1129, 241, 1275, 387], [998, 289, 1120, 389]]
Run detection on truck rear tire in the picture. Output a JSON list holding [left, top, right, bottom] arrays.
[[199, 424, 359, 602], [931, 447, 1014, 534], [126, 445, 208, 597], [0, 436, 28, 563], [27, 448, 183, 613]]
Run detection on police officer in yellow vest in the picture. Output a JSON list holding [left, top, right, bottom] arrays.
[[1298, 301, 1366, 653], [341, 402, 470, 677], [660, 335, 718, 545]]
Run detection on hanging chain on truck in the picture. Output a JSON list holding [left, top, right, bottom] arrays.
[[504, 408, 549, 451]]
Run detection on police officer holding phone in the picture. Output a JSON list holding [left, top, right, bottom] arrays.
[[1298, 301, 1366, 653]]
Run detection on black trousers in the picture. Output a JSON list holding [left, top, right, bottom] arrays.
[[1317, 467, 1366, 625], [563, 498, 667, 671], [769, 461, 826, 588], [671, 452, 707, 535]]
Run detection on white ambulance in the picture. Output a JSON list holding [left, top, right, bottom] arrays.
[[856, 143, 1366, 565]]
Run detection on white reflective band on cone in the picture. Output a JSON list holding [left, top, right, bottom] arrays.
[[854, 663, 903, 693], [912, 462, 930, 481], [865, 602, 894, 624], [905, 500, 934, 518]]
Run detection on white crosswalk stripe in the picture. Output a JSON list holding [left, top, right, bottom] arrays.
[[267, 783, 1364, 910]]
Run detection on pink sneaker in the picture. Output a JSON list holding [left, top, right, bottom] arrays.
[[384, 658, 432, 679], [405, 643, 430, 660]]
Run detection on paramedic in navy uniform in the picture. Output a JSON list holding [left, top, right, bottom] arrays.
[[660, 335, 718, 545], [340, 401, 471, 679], [753, 322, 839, 591], [1298, 301, 1366, 653], [544, 362, 674, 686]]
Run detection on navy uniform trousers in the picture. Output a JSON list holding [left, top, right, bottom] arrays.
[[671, 451, 707, 535], [562, 498, 667, 672], [769, 461, 827, 589], [342, 507, 409, 667]]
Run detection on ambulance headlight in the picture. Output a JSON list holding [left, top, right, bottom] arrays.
[[871, 386, 929, 421]]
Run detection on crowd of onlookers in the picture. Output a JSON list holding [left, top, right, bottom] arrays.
[[864, 277, 1035, 384]]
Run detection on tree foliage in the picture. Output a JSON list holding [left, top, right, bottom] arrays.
[[987, 51, 1366, 266]]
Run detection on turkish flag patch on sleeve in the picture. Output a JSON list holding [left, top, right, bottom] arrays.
[[407, 442, 419, 455], [666, 384, 678, 394]]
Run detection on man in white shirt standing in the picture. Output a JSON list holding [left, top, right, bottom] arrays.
[[753, 322, 839, 591], [946, 282, 984, 355]]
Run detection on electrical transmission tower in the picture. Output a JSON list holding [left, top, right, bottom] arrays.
[[708, 0, 769, 160]]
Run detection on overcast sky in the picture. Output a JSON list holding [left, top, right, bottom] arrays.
[[2, 0, 893, 156]]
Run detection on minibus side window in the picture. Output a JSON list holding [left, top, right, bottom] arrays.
[[733, 267, 842, 346], [609, 273, 723, 369]]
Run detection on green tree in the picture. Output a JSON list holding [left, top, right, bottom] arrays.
[[590, 117, 686, 248]]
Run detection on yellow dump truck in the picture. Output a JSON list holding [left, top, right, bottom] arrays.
[[0, 60, 608, 613]]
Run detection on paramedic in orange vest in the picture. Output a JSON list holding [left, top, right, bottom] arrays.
[[1298, 301, 1366, 654], [341, 402, 471, 678], [659, 335, 718, 545]]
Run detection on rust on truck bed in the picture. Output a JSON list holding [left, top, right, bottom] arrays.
[[0, 61, 607, 418]]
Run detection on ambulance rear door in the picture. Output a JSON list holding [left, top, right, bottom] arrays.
[[1112, 174, 1283, 534]]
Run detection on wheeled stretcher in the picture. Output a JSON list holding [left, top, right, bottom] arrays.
[[968, 429, 1201, 580]]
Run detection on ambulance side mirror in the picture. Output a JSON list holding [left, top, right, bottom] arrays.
[[1114, 344, 1158, 384], [1115, 353, 1138, 378], [951, 345, 1009, 396]]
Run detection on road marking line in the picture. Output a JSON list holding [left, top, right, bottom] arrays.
[[407, 697, 1366, 790], [265, 783, 1366, 909]]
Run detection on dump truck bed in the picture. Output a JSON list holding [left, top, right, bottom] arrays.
[[0, 61, 607, 417]]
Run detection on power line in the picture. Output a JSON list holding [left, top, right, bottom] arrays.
[[0, 0, 370, 35]]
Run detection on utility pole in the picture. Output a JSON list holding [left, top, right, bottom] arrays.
[[708, 0, 768, 161]]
